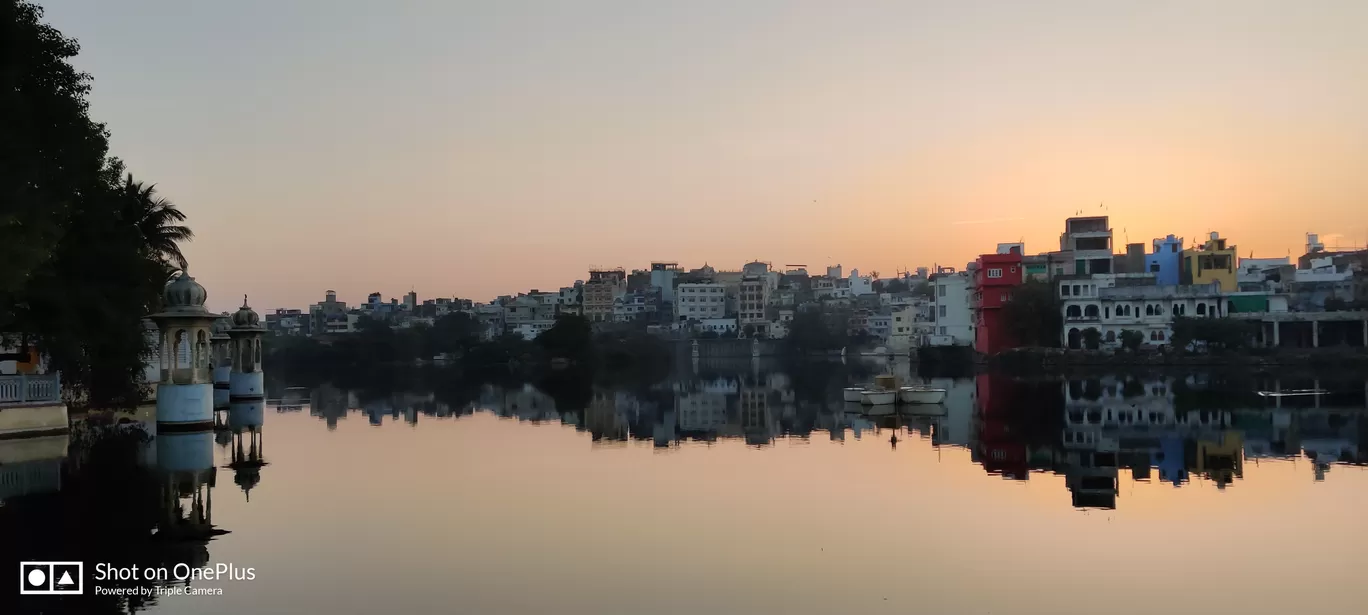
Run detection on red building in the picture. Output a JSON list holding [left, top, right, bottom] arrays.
[[973, 248, 1024, 355]]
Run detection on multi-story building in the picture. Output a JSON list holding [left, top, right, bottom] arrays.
[[675, 283, 727, 322], [403, 291, 418, 311], [1237, 257, 1292, 292], [1060, 216, 1114, 276], [928, 268, 973, 346], [1060, 278, 1228, 349], [848, 269, 874, 296], [1181, 231, 1237, 290], [309, 290, 349, 336], [973, 248, 1025, 355], [696, 318, 738, 336], [265, 308, 307, 336], [1145, 235, 1185, 285], [738, 262, 771, 334], [613, 288, 660, 322], [582, 269, 626, 323], [504, 294, 556, 328]]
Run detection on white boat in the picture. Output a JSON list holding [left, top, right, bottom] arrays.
[[899, 386, 947, 405], [843, 387, 865, 403], [860, 389, 896, 406], [1257, 389, 1328, 398]]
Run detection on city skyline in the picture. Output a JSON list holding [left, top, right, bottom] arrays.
[[41, 0, 1368, 312]]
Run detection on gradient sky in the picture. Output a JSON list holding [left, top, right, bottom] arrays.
[[42, 0, 1368, 311]]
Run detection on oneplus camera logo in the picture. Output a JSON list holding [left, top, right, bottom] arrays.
[[20, 561, 84, 595]]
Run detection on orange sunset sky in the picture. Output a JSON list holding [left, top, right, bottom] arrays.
[[42, 0, 1368, 311]]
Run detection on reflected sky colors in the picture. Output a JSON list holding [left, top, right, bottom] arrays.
[[7, 365, 1364, 614], [36, 0, 1368, 310]]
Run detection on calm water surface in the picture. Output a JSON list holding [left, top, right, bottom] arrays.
[[5, 362, 1368, 614]]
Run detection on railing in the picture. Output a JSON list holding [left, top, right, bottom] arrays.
[[0, 373, 62, 404]]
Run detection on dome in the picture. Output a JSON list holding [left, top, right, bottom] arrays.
[[211, 313, 233, 338], [231, 295, 261, 328], [163, 270, 208, 311]]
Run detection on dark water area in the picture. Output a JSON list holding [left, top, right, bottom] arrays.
[[4, 358, 1368, 614]]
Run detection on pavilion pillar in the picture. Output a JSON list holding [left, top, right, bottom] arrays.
[[1361, 319, 1367, 347], [1312, 321, 1320, 348], [1272, 320, 1280, 348]]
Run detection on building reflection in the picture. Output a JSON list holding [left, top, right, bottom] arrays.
[[273, 361, 1368, 512]]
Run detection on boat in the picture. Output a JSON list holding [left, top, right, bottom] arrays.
[[899, 386, 947, 405], [843, 387, 865, 402], [860, 389, 896, 406], [1257, 389, 1327, 398]]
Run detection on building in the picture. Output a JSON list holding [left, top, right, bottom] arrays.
[[1061, 279, 1224, 349], [649, 262, 680, 305], [1114, 243, 1146, 274], [1237, 257, 1291, 292], [928, 268, 973, 346], [675, 283, 727, 322], [1060, 216, 1114, 275], [848, 269, 874, 296], [264, 308, 306, 336], [403, 291, 418, 311], [613, 288, 660, 322], [309, 290, 348, 336], [738, 262, 771, 334], [973, 248, 1025, 355], [582, 269, 626, 323], [1181, 231, 1237, 291], [1145, 235, 1185, 285], [695, 318, 738, 336]]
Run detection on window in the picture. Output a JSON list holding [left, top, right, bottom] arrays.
[[1061, 285, 1071, 296], [1010, 266, 1018, 273], [1170, 244, 1178, 253], [1146, 305, 1154, 316], [1105, 331, 1115, 342], [987, 268, 1003, 279], [939, 305, 947, 318], [938, 285, 946, 297], [1156, 331, 1165, 341], [1072, 284, 1081, 295], [1197, 303, 1206, 316], [939, 327, 946, 335], [1105, 306, 1110, 319]]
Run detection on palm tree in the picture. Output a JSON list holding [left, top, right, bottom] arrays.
[[119, 175, 193, 270]]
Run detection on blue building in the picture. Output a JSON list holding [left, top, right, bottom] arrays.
[[1145, 235, 1185, 285]]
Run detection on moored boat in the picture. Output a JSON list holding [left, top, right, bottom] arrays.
[[899, 386, 947, 405], [860, 389, 896, 406], [843, 387, 864, 402]]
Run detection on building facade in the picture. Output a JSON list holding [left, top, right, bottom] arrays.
[[1145, 235, 1185, 285], [973, 250, 1025, 355], [1181, 232, 1237, 290], [1060, 216, 1114, 276], [582, 269, 626, 323], [929, 269, 973, 346], [675, 283, 727, 322]]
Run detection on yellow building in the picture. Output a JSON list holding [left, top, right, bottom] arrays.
[[1181, 231, 1238, 291]]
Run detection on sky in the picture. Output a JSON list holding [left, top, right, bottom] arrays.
[[41, 0, 1368, 312]]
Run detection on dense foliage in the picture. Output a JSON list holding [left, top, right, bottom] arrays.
[[1119, 329, 1144, 352], [1001, 278, 1062, 348], [2, 1, 190, 407]]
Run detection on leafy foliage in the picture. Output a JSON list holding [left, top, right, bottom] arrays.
[[1001, 279, 1062, 348], [1082, 327, 1101, 350], [1, 3, 191, 407], [1119, 329, 1144, 352]]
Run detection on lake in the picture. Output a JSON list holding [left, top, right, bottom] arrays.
[[4, 359, 1368, 614]]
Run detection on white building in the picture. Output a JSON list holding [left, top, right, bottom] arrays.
[[675, 283, 727, 322], [511, 321, 554, 340], [1061, 280, 1227, 349], [848, 269, 874, 296], [928, 270, 973, 346], [739, 264, 771, 333], [696, 318, 738, 336]]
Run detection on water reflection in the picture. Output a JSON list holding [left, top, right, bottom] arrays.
[[272, 362, 1368, 511], [1, 404, 266, 614]]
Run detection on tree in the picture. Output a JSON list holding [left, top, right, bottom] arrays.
[[884, 279, 909, 294], [1, 3, 191, 406], [1170, 316, 1257, 352], [1082, 327, 1101, 350], [118, 176, 193, 270], [536, 314, 592, 361], [431, 312, 481, 354], [742, 324, 756, 338], [1001, 279, 1062, 348], [784, 310, 841, 354], [910, 282, 933, 298], [1119, 329, 1144, 352]]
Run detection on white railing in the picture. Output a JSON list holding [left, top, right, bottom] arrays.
[[0, 373, 62, 404]]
